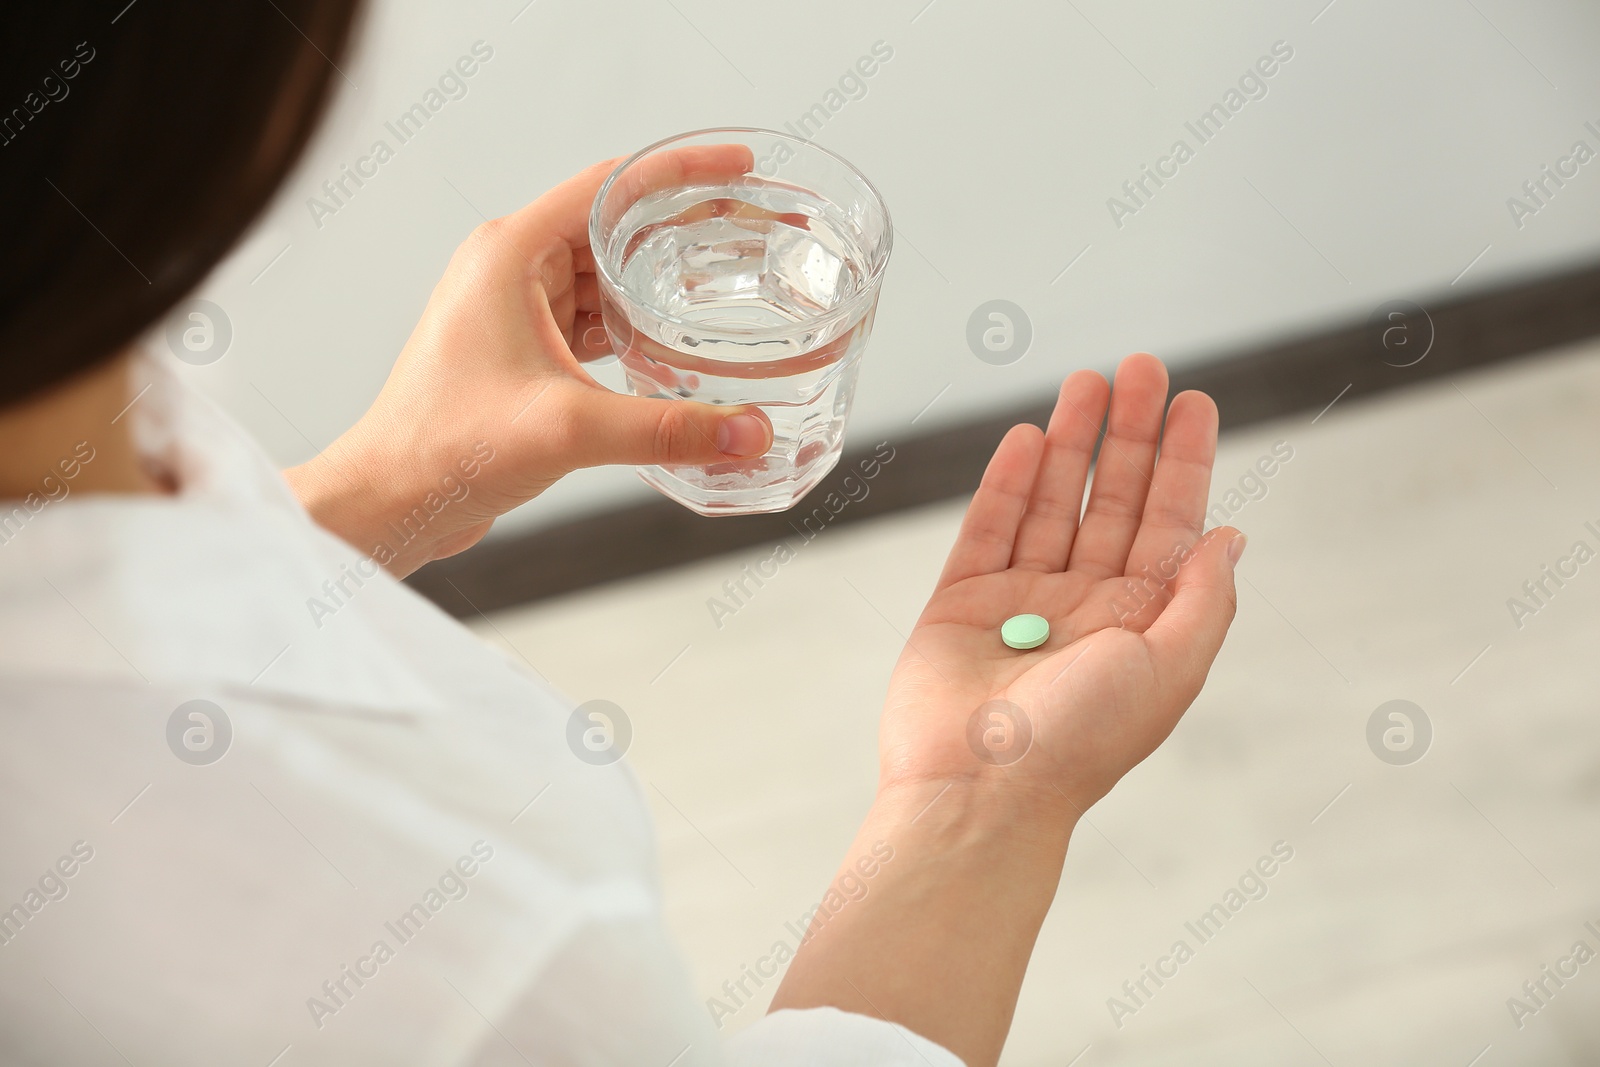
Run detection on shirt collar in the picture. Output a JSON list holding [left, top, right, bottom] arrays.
[[0, 351, 452, 718]]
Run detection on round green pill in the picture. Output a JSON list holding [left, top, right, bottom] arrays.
[[1001, 613, 1050, 650]]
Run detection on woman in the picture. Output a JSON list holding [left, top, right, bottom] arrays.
[[0, 4, 1243, 1065]]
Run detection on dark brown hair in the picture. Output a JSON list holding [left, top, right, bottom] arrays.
[[0, 1, 363, 405]]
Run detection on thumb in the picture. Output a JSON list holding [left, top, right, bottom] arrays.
[[1143, 526, 1245, 685], [552, 382, 773, 470]]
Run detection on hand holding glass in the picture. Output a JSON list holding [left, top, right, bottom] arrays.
[[589, 128, 893, 516]]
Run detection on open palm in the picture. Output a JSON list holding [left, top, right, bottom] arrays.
[[879, 354, 1244, 815]]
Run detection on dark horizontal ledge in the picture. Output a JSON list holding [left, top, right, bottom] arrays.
[[407, 256, 1600, 617]]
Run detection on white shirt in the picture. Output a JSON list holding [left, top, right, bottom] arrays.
[[0, 356, 963, 1067]]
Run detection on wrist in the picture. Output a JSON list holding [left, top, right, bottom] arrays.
[[869, 774, 1079, 873], [285, 431, 437, 577], [771, 778, 1077, 1067]]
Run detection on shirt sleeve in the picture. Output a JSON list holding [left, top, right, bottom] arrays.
[[724, 1007, 967, 1067], [458, 911, 965, 1067]]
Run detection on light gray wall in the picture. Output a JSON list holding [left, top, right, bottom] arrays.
[[169, 0, 1600, 534]]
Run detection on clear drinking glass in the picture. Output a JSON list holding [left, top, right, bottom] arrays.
[[589, 127, 893, 516]]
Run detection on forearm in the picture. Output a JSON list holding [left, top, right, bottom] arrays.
[[769, 778, 1076, 1067]]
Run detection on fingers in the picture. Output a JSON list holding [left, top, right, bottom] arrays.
[[499, 156, 627, 251], [936, 424, 1046, 591], [549, 381, 772, 470], [645, 194, 811, 234], [609, 143, 757, 222], [1142, 526, 1245, 693], [1123, 390, 1218, 581], [1010, 370, 1110, 572], [574, 273, 601, 314], [573, 312, 612, 360], [497, 144, 756, 254], [1066, 353, 1169, 580]]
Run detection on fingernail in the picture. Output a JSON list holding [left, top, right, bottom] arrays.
[[1227, 533, 1248, 566], [716, 412, 769, 457]]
